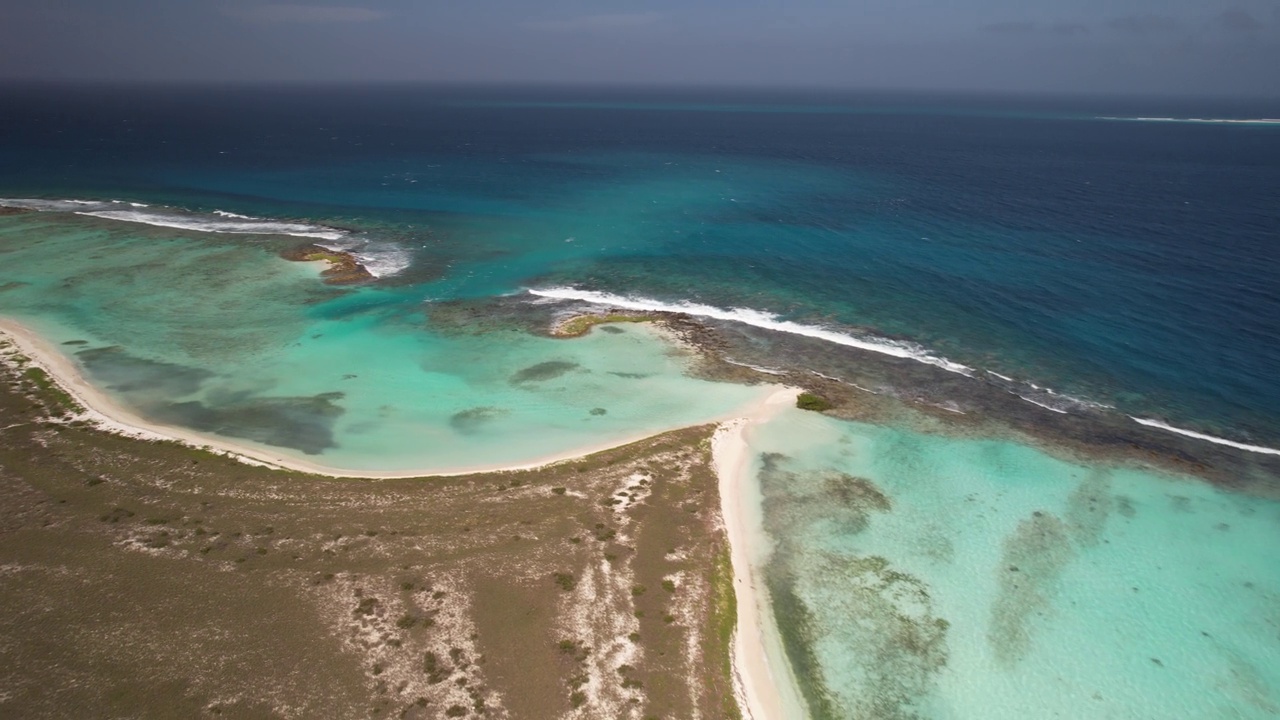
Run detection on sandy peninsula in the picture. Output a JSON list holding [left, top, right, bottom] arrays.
[[713, 391, 809, 720], [1, 314, 807, 718]]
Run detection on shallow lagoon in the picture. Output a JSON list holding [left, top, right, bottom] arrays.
[[0, 212, 762, 473], [745, 407, 1280, 719]]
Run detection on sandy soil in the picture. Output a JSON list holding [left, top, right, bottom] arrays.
[[713, 387, 810, 720]]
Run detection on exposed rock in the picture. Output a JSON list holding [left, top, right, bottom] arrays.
[[282, 243, 374, 285]]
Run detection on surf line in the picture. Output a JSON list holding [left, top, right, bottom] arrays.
[[1130, 417, 1280, 457], [526, 286, 974, 376]]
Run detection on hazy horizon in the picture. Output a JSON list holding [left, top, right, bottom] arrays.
[[3, 1, 1280, 97]]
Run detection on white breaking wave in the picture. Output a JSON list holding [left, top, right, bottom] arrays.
[[76, 209, 346, 241], [527, 286, 974, 376], [1097, 116, 1280, 126], [1018, 395, 1069, 414], [315, 239, 413, 279], [723, 357, 787, 376], [1, 197, 346, 240], [0, 197, 411, 278], [809, 369, 878, 394], [1130, 417, 1280, 457], [1, 198, 110, 212]]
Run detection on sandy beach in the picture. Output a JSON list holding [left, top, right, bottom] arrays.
[[713, 388, 808, 720]]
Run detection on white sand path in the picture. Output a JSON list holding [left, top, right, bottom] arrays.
[[713, 387, 809, 720]]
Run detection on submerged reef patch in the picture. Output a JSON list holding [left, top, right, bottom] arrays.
[[759, 453, 947, 719], [768, 554, 949, 720], [1065, 468, 1112, 546], [759, 453, 892, 536], [77, 346, 214, 398], [448, 406, 509, 434], [988, 511, 1074, 666], [509, 360, 580, 385], [151, 392, 346, 455]]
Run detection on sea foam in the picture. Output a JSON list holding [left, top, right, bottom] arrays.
[[526, 286, 975, 376], [1, 197, 412, 278], [1130, 417, 1280, 456], [1097, 116, 1280, 126], [318, 239, 413, 278], [1, 197, 346, 240], [76, 209, 346, 241]]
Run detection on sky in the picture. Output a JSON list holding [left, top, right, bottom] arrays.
[[2, 1, 1279, 95]]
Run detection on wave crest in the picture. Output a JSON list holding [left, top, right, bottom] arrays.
[[0, 197, 410, 278], [1097, 116, 1280, 126], [1130, 417, 1280, 456], [76, 209, 346, 241], [526, 286, 975, 376]]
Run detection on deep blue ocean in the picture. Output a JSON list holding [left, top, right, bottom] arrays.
[[2, 85, 1278, 448]]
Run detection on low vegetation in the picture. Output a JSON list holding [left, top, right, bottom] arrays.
[[0, 350, 744, 719], [796, 391, 834, 412]]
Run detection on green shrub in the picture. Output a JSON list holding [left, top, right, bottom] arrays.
[[796, 393, 833, 412]]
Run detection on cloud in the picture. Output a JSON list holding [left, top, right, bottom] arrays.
[[981, 21, 1037, 35], [1214, 8, 1263, 32], [525, 12, 662, 32], [1048, 23, 1091, 37], [980, 21, 1090, 37], [1107, 14, 1180, 34], [225, 4, 388, 24]]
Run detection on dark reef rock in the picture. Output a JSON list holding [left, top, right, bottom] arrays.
[[281, 243, 374, 285]]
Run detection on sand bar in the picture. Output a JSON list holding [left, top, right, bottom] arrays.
[[713, 388, 809, 720]]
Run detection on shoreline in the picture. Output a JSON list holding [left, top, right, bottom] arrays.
[[713, 388, 808, 720], [2, 313, 808, 718]]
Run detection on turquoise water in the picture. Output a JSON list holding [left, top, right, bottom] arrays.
[[1, 87, 1278, 717], [0, 211, 762, 472], [745, 408, 1280, 719]]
